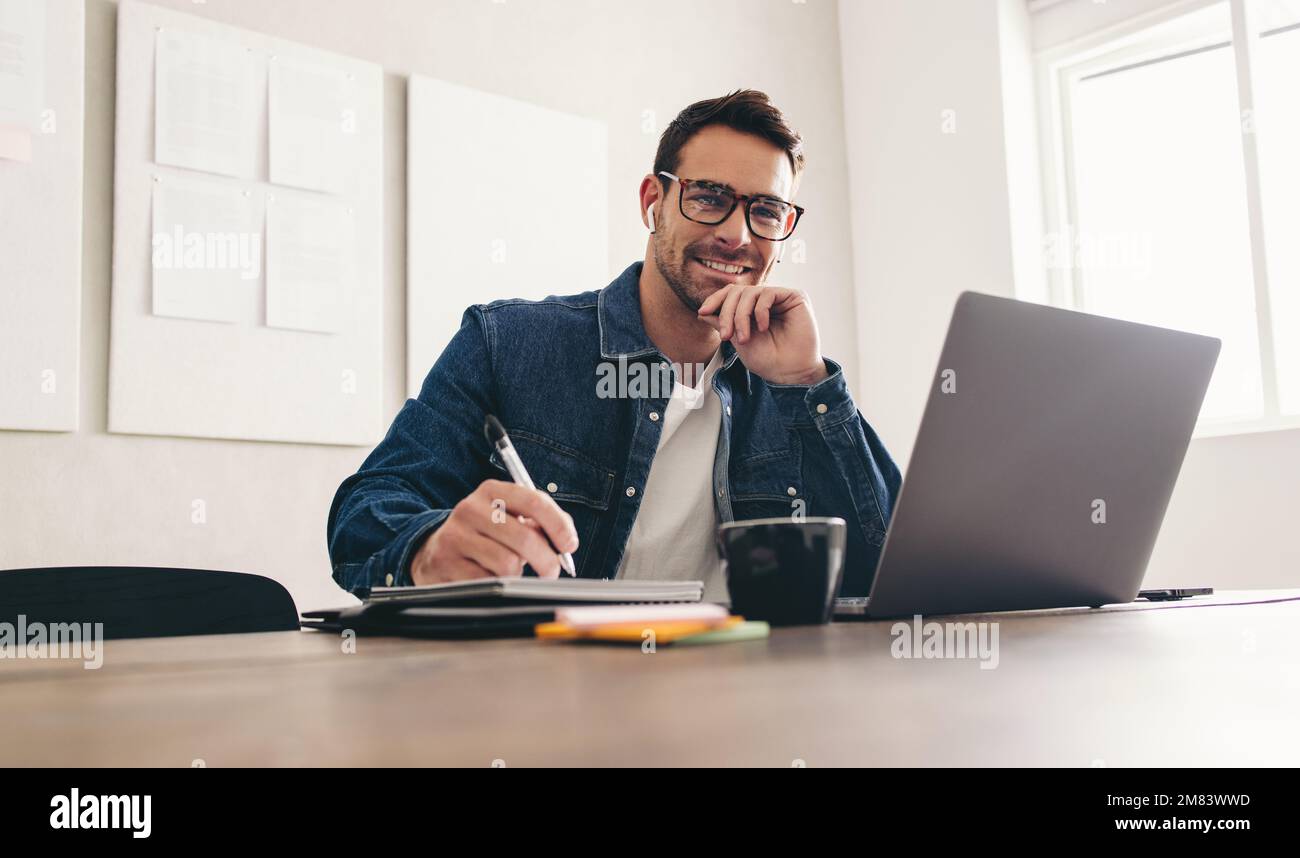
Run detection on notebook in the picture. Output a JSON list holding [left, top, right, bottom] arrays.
[[358, 577, 705, 607]]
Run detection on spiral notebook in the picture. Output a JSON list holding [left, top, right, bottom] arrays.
[[301, 579, 706, 639], [358, 577, 705, 607]]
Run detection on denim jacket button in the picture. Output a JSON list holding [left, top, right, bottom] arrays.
[[816, 403, 828, 414], [625, 486, 637, 497], [649, 411, 660, 422], [725, 405, 732, 417], [546, 482, 558, 493], [787, 486, 798, 497], [385, 573, 394, 586]]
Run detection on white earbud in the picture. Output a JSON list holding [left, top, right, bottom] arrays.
[[646, 203, 656, 233]]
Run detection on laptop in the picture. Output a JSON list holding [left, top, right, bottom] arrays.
[[835, 291, 1220, 619]]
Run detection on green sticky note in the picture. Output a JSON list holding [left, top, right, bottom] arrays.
[[675, 620, 771, 646]]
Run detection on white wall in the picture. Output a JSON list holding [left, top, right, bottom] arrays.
[[1030, 0, 1200, 51], [0, 0, 860, 611], [839, 0, 1300, 589], [838, 0, 1024, 463]]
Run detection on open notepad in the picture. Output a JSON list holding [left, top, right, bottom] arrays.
[[360, 577, 705, 607]]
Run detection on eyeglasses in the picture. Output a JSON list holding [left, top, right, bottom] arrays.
[[658, 171, 804, 242]]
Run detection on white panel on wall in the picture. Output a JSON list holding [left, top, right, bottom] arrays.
[[0, 0, 83, 431], [108, 0, 384, 446], [406, 76, 608, 396]]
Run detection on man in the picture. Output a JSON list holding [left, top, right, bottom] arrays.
[[327, 89, 900, 601]]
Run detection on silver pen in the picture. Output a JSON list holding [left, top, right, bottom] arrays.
[[483, 415, 577, 576]]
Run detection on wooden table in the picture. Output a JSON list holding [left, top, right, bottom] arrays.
[[3, 591, 1298, 766]]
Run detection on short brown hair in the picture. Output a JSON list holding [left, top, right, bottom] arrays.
[[653, 89, 805, 184]]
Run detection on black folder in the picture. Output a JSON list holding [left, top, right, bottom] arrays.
[[300, 604, 556, 639]]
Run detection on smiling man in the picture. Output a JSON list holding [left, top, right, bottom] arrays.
[[326, 89, 901, 602]]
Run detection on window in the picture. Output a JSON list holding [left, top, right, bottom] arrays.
[[1253, 4, 1300, 414], [1039, 0, 1300, 435]]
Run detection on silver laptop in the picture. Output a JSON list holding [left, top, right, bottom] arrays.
[[836, 291, 1220, 619]]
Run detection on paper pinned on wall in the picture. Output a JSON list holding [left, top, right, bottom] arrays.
[[154, 26, 256, 178], [0, 124, 30, 160], [151, 176, 261, 324], [268, 56, 358, 194], [0, 0, 45, 162], [265, 193, 353, 333]]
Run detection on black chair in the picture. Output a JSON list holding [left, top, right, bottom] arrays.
[[0, 566, 300, 640]]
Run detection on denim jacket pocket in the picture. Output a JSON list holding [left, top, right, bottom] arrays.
[[730, 444, 804, 513]]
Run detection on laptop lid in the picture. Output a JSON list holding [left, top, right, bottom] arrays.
[[863, 292, 1220, 618]]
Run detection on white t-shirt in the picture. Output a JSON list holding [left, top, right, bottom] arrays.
[[615, 348, 728, 602]]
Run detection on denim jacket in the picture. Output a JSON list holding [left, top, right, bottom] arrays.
[[326, 261, 901, 596]]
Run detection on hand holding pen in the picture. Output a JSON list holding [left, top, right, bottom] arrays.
[[406, 416, 579, 585], [484, 415, 577, 576]]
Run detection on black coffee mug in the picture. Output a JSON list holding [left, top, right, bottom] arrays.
[[716, 517, 847, 626]]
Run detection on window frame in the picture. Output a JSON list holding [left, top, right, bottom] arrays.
[[1034, 0, 1298, 438]]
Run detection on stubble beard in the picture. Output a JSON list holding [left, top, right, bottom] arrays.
[[652, 234, 764, 314]]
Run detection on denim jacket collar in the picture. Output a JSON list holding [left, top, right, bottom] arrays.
[[598, 260, 749, 392]]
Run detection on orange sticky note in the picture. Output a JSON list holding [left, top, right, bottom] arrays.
[[536, 616, 742, 644]]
